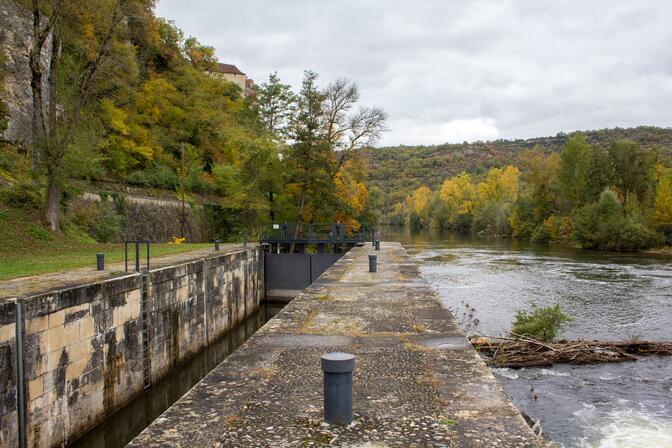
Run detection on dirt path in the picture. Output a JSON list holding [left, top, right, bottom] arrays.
[[0, 244, 246, 300]]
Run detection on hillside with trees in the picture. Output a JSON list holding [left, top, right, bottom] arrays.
[[364, 126, 672, 209], [391, 135, 672, 251], [0, 0, 385, 253]]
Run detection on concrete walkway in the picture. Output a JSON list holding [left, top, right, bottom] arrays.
[[129, 242, 549, 447], [0, 244, 245, 300]]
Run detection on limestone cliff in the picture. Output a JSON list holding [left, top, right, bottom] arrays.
[[0, 0, 51, 146]]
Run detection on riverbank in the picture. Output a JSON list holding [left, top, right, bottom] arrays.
[[129, 242, 548, 447]]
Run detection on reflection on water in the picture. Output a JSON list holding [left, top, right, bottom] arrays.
[[381, 225, 672, 447], [69, 302, 284, 448]]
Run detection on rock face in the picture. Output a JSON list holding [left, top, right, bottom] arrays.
[[0, 0, 51, 146]]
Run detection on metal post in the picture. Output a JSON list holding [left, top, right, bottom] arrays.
[[321, 352, 354, 425], [146, 240, 150, 271], [375, 240, 380, 251], [125, 242, 128, 272], [135, 240, 140, 272], [369, 254, 377, 273], [372, 229, 376, 246], [96, 253, 105, 271], [16, 299, 26, 448], [214, 239, 220, 251]]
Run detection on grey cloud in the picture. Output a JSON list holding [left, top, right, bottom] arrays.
[[156, 0, 672, 145]]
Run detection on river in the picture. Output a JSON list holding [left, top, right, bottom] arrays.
[[381, 226, 672, 448]]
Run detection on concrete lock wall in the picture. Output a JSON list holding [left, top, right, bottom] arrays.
[[0, 301, 18, 448], [0, 246, 263, 448]]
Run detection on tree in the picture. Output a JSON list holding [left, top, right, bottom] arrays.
[[26, 0, 141, 230], [558, 135, 593, 208], [517, 148, 560, 221], [322, 78, 387, 178], [654, 169, 672, 225], [283, 71, 336, 226], [255, 72, 296, 139], [182, 36, 217, 71], [439, 172, 476, 230], [608, 140, 655, 202], [573, 189, 662, 251]]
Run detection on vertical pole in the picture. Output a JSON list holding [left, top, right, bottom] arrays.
[[369, 254, 377, 273], [125, 242, 128, 272], [96, 253, 105, 271], [135, 240, 140, 272], [16, 299, 26, 448], [203, 259, 210, 344], [146, 240, 150, 271], [321, 352, 355, 425], [372, 229, 376, 246]]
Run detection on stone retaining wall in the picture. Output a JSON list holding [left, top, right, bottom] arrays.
[[0, 246, 263, 448]]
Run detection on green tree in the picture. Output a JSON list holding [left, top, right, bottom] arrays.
[[255, 72, 296, 139], [283, 71, 336, 225], [573, 189, 662, 251], [558, 135, 593, 208], [608, 140, 655, 202]]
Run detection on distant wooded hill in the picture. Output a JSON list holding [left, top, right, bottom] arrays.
[[363, 126, 672, 205]]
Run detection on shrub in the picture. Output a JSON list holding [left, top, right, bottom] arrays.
[[26, 224, 52, 241], [90, 203, 121, 242], [126, 165, 179, 189], [0, 181, 43, 209], [511, 303, 572, 342], [472, 201, 512, 236]]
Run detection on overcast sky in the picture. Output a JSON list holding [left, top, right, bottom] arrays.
[[156, 0, 672, 147]]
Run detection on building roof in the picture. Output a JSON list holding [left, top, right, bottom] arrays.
[[214, 63, 245, 75]]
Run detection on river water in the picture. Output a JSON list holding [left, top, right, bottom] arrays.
[[381, 226, 672, 448]]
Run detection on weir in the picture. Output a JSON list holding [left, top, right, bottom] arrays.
[[129, 242, 547, 447]]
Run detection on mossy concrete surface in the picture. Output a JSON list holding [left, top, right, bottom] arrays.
[[129, 242, 550, 447]]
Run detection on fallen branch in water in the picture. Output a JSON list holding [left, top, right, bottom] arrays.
[[470, 336, 672, 368]]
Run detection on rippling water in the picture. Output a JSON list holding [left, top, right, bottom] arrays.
[[382, 226, 672, 448]]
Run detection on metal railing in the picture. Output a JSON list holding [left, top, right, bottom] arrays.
[[260, 223, 372, 245], [125, 240, 150, 272]]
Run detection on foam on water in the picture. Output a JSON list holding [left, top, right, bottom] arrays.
[[537, 368, 570, 377], [575, 402, 672, 448], [491, 368, 519, 380]]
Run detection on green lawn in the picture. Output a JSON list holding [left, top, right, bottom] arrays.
[[0, 242, 212, 281], [0, 205, 213, 280]]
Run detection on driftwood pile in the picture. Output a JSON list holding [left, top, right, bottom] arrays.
[[470, 335, 672, 368]]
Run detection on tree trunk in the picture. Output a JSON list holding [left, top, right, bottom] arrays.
[[45, 173, 60, 231]]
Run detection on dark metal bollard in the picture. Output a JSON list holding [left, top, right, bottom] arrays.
[[375, 240, 380, 251], [372, 229, 376, 246], [214, 239, 220, 251], [321, 352, 355, 425], [369, 254, 377, 273], [96, 253, 105, 271]]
